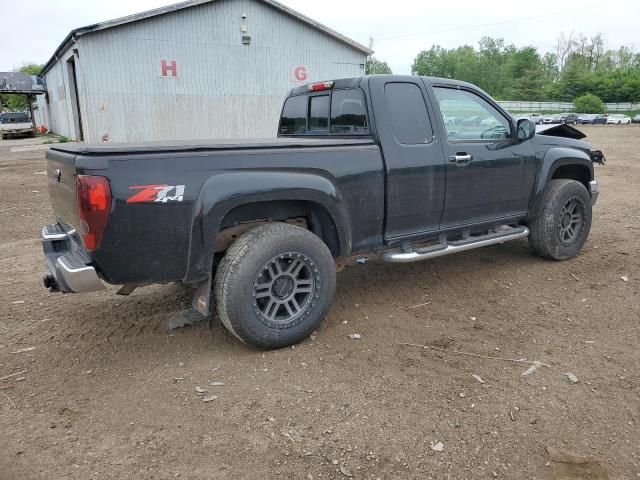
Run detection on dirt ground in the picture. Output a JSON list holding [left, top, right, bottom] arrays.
[[0, 127, 638, 480]]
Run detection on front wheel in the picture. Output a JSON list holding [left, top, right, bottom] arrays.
[[214, 223, 336, 349], [528, 180, 592, 260]]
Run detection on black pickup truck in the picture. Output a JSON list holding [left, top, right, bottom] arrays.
[[42, 75, 602, 349]]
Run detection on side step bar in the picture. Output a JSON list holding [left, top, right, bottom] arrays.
[[383, 226, 530, 264]]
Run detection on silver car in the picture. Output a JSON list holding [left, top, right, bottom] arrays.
[[0, 112, 35, 139]]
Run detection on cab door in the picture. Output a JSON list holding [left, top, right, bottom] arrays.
[[427, 84, 538, 229], [368, 76, 447, 240]]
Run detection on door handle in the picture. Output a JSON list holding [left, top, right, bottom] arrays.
[[449, 153, 472, 165]]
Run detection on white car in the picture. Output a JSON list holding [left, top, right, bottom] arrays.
[[530, 113, 544, 124], [542, 114, 563, 124], [606, 114, 631, 125], [0, 112, 35, 139], [513, 113, 543, 125]]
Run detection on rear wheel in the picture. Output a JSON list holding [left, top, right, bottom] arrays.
[[214, 223, 336, 349], [528, 180, 592, 260]]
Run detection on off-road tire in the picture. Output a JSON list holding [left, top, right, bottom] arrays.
[[528, 179, 592, 260], [214, 223, 336, 349]]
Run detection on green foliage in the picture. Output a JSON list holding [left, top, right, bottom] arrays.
[[57, 136, 70, 143], [18, 63, 43, 75], [366, 58, 392, 75], [411, 35, 640, 103], [573, 93, 605, 113], [0, 63, 45, 112]]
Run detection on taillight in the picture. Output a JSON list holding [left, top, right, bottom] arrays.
[[307, 81, 334, 92], [76, 175, 111, 251]]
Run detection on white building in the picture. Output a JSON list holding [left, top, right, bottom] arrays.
[[36, 0, 369, 143]]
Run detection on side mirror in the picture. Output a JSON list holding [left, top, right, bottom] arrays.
[[517, 118, 536, 142]]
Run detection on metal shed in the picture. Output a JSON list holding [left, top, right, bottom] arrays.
[[35, 0, 369, 143]]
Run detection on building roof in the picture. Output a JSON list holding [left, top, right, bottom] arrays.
[[41, 0, 370, 75]]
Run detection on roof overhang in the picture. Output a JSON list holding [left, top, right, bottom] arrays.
[[41, 0, 370, 75], [0, 72, 46, 95]]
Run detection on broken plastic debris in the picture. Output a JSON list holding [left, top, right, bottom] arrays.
[[565, 372, 579, 384], [522, 361, 543, 376], [431, 442, 444, 452]]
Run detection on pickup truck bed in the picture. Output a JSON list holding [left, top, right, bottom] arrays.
[[46, 136, 384, 287]]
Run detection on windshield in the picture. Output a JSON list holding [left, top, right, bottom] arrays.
[[0, 113, 30, 124]]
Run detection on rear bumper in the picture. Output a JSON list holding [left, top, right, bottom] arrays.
[[1, 128, 34, 136], [41, 224, 105, 293]]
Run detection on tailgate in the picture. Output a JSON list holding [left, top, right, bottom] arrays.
[[46, 148, 78, 227]]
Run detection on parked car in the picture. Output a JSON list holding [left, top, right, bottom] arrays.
[[580, 114, 607, 125], [530, 113, 543, 124], [0, 112, 35, 139], [632, 114, 640, 124], [542, 114, 563, 124], [606, 114, 631, 125], [443, 115, 463, 127], [40, 75, 602, 349], [462, 115, 485, 126], [560, 113, 579, 125], [513, 113, 543, 124]]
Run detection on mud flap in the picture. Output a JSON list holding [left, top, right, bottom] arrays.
[[191, 275, 212, 316]]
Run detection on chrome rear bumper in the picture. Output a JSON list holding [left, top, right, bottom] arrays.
[[41, 224, 105, 293]]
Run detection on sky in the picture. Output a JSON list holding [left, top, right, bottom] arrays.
[[2, 0, 639, 74]]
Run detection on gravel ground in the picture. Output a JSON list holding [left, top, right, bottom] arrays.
[[0, 126, 638, 479]]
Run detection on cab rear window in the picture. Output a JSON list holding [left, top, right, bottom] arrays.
[[279, 96, 306, 135], [279, 89, 369, 136]]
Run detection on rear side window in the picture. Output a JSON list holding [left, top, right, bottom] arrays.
[[279, 88, 369, 136], [384, 83, 433, 144], [331, 90, 368, 134], [279, 95, 307, 135]]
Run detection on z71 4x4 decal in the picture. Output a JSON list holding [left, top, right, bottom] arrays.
[[127, 184, 185, 204]]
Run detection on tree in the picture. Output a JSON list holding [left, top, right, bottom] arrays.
[[573, 93, 604, 113], [410, 33, 640, 103], [366, 59, 392, 75], [365, 37, 392, 75], [555, 32, 576, 72], [559, 57, 587, 101], [16, 63, 42, 75], [0, 63, 44, 112]]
